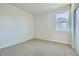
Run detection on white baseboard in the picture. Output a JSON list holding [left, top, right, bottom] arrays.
[[35, 35, 71, 45], [0, 35, 34, 49], [0, 35, 71, 49]]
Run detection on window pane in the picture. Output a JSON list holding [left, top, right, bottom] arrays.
[[76, 7, 79, 32], [56, 11, 70, 31]]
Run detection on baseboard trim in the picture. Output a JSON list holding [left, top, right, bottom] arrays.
[[0, 35, 34, 49], [0, 35, 72, 49], [36, 38, 71, 46], [35, 35, 71, 46]]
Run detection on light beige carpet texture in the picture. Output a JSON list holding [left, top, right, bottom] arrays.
[[0, 39, 77, 56]]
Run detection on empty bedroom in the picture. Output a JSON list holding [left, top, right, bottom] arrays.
[[0, 3, 79, 56]]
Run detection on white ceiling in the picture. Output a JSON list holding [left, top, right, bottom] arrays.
[[10, 3, 69, 15]]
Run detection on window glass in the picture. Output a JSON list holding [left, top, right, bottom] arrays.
[[56, 11, 70, 31]]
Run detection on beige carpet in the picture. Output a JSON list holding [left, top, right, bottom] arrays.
[[0, 38, 77, 56]]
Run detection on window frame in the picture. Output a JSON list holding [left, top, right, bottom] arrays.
[[55, 5, 71, 32]]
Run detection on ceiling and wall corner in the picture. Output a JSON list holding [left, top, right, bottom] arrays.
[[10, 3, 70, 15]]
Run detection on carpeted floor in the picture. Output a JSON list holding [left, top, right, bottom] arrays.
[[0, 38, 78, 56]]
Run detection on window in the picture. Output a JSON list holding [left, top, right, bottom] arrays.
[[76, 5, 79, 32], [56, 11, 70, 32]]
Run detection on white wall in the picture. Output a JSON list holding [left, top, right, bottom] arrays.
[[35, 6, 71, 44], [0, 4, 72, 49], [0, 4, 34, 49]]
